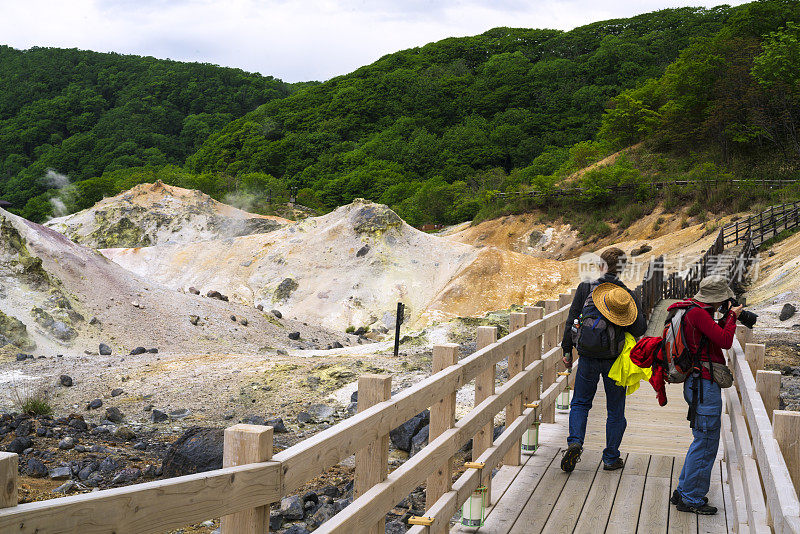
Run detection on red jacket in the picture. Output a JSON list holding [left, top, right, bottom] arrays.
[[631, 299, 737, 406], [670, 299, 737, 380], [630, 336, 668, 406]]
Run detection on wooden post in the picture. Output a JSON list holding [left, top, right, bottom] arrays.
[[426, 344, 458, 513], [736, 324, 753, 349], [745, 343, 766, 376], [773, 410, 800, 495], [221, 425, 273, 534], [756, 370, 781, 421], [474, 326, 497, 500], [1, 452, 17, 510], [542, 299, 559, 423], [355, 374, 392, 534], [524, 306, 544, 407], [503, 312, 527, 467]]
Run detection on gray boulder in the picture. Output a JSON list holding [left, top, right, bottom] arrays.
[[780, 303, 797, 321], [280, 495, 305, 521], [266, 417, 287, 433], [106, 407, 124, 423], [111, 468, 141, 485], [151, 409, 168, 423], [306, 503, 335, 529], [114, 426, 137, 441], [6, 436, 32, 453], [389, 410, 430, 452], [99, 343, 112, 355], [410, 424, 429, 456], [308, 404, 335, 423], [53, 480, 76, 494], [161, 427, 223, 477], [26, 458, 48, 478], [49, 466, 72, 480]]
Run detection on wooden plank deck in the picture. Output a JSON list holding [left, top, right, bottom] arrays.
[[452, 363, 731, 533], [452, 446, 728, 533]]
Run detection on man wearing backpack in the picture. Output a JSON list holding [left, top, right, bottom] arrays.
[[560, 247, 646, 472], [670, 275, 742, 515]]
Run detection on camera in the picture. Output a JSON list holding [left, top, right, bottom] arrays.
[[724, 298, 758, 329]]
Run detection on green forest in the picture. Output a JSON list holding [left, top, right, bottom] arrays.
[[0, 47, 290, 218], [2, 0, 800, 229]]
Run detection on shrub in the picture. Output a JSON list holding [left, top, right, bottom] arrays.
[[11, 382, 53, 416]]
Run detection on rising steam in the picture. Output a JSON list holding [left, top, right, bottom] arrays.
[[45, 169, 74, 219]]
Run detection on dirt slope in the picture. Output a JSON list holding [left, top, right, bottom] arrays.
[[102, 200, 574, 330], [45, 181, 289, 249], [443, 215, 580, 260], [0, 207, 344, 356], [745, 230, 800, 339]]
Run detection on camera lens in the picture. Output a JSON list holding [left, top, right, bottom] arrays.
[[738, 310, 758, 329]]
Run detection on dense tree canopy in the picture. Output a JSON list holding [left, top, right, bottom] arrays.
[[0, 46, 290, 218], [186, 6, 732, 224], [3, 1, 799, 229]]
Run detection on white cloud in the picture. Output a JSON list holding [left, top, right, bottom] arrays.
[[0, 0, 750, 82]]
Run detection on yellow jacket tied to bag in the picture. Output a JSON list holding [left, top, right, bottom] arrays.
[[608, 333, 652, 395]]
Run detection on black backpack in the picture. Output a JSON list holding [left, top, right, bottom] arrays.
[[572, 280, 627, 359]]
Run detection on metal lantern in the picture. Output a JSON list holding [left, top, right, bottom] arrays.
[[461, 486, 488, 527], [556, 385, 571, 411], [521, 421, 540, 454]]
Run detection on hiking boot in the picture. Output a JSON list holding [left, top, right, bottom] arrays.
[[671, 489, 708, 506], [560, 444, 582, 473], [676, 500, 717, 515], [603, 458, 624, 471]]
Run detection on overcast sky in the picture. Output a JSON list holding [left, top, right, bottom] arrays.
[[1, 0, 749, 83]]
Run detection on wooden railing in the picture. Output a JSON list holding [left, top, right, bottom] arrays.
[[0, 292, 576, 534], [723, 201, 800, 247], [723, 325, 800, 534]]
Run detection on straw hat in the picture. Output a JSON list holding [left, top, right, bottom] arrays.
[[592, 283, 638, 327], [693, 275, 735, 304]]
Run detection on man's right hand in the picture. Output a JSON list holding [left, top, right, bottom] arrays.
[[563, 351, 573, 369], [731, 305, 744, 318]]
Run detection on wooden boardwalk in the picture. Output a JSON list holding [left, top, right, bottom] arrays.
[[453, 376, 730, 533]]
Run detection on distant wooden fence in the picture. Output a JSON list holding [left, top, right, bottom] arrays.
[[723, 326, 800, 534], [0, 293, 578, 534], [723, 201, 800, 248]]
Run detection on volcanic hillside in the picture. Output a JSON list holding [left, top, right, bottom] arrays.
[[45, 181, 289, 249], [101, 199, 575, 331], [0, 207, 345, 356]]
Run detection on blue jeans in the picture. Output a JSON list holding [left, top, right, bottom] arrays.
[[567, 356, 627, 465], [678, 376, 722, 506]]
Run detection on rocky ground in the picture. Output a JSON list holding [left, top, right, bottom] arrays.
[[45, 181, 289, 249]]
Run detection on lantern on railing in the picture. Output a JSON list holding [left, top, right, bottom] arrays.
[[556, 371, 571, 411], [521, 421, 540, 454], [461, 486, 488, 527]]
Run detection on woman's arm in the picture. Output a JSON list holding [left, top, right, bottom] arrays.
[[561, 282, 588, 352], [690, 307, 738, 350]]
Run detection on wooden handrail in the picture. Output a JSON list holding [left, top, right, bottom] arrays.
[[0, 461, 283, 533], [317, 348, 566, 533], [405, 373, 569, 534], [273, 305, 568, 494], [0, 300, 573, 533], [727, 334, 800, 533]]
